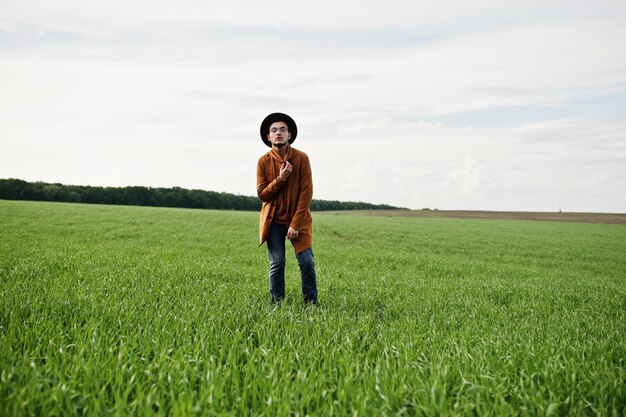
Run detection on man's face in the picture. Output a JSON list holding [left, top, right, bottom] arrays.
[[267, 121, 291, 148]]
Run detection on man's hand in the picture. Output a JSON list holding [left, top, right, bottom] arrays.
[[287, 227, 299, 240], [278, 161, 292, 182]]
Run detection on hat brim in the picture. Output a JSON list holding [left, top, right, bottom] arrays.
[[260, 112, 297, 147]]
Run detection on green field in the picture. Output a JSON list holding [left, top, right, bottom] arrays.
[[1, 200, 625, 416]]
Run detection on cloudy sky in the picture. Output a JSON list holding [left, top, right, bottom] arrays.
[[1, 0, 625, 212]]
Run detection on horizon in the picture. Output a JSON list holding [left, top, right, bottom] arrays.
[[5, 177, 626, 215], [1, 0, 625, 213]]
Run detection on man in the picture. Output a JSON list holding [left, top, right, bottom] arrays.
[[257, 112, 318, 304]]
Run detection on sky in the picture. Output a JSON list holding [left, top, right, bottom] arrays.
[[1, 0, 625, 213]]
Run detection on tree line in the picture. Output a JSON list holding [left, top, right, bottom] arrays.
[[0, 179, 404, 212]]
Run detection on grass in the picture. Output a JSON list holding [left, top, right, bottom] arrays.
[[1, 200, 625, 416]]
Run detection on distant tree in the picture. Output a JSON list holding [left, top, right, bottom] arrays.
[[0, 179, 406, 211]]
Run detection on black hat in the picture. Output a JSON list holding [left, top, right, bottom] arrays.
[[260, 112, 297, 147]]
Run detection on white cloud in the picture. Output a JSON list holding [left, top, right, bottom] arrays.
[[443, 158, 483, 197], [304, 114, 626, 211]]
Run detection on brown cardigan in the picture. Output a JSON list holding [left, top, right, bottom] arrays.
[[256, 146, 313, 254]]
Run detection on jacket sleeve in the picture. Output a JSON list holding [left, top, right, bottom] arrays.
[[290, 154, 313, 231], [257, 156, 285, 202]]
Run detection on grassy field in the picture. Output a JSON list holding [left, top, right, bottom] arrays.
[[1, 200, 625, 416]]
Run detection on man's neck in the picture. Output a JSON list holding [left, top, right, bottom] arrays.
[[272, 144, 288, 157]]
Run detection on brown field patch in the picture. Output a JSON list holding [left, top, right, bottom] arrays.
[[317, 209, 626, 225]]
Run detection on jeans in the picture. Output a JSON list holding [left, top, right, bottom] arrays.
[[267, 222, 318, 304]]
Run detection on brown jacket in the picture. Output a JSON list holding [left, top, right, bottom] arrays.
[[257, 146, 313, 254]]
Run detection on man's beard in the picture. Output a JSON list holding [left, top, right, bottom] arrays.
[[274, 142, 287, 147]]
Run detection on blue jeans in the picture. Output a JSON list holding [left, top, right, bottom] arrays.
[[267, 222, 318, 304]]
